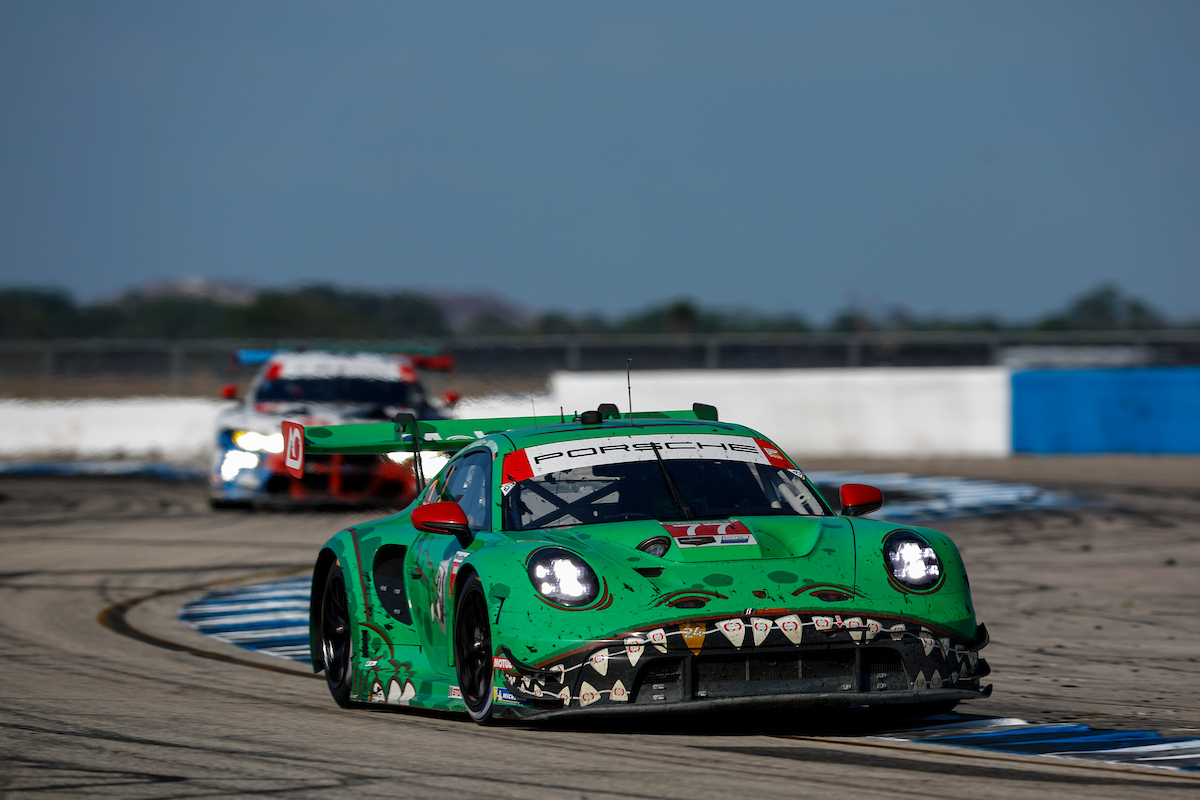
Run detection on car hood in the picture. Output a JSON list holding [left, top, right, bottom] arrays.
[[510, 515, 854, 566]]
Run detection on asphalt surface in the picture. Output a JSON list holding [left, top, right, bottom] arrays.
[[2, 458, 1199, 799]]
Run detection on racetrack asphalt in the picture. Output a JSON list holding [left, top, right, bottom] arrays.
[[1, 456, 1199, 798]]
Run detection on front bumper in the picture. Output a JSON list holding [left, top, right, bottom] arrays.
[[492, 613, 991, 720], [211, 450, 415, 506]]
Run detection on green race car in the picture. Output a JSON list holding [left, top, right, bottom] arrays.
[[294, 404, 990, 723]]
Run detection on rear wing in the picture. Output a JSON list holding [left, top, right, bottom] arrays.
[[281, 404, 719, 481]]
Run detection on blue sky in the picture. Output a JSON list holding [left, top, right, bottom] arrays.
[[1, 1, 1197, 322]]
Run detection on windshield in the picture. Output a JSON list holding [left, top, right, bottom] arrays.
[[503, 459, 827, 531], [255, 378, 423, 408]]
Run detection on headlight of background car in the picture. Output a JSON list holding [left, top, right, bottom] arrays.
[[231, 430, 285, 453], [883, 530, 942, 590], [526, 548, 600, 607]]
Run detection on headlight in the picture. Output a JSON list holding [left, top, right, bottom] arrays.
[[883, 530, 942, 590], [527, 548, 600, 607], [232, 430, 284, 453], [220, 449, 260, 481], [637, 536, 672, 558]]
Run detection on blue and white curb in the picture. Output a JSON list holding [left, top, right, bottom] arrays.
[[179, 577, 312, 664], [883, 718, 1200, 773]]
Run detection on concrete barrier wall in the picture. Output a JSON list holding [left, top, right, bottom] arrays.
[[4, 367, 1197, 462], [0, 398, 225, 464], [552, 368, 1013, 458]]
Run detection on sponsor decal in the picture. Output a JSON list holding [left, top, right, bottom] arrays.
[[511, 434, 782, 479], [494, 686, 519, 704], [282, 421, 304, 478], [753, 438, 793, 468], [448, 685, 462, 699], [492, 656, 514, 671], [661, 520, 757, 548], [363, 660, 379, 668]]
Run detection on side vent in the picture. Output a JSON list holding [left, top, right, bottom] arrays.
[[372, 545, 412, 625]]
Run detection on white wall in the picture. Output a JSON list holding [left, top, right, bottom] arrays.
[[0, 368, 1013, 462], [0, 398, 225, 464], [551, 368, 1012, 458]]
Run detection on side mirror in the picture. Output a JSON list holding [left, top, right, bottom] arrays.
[[221, 384, 239, 400], [411, 501, 473, 547], [840, 483, 884, 517], [441, 390, 460, 408]]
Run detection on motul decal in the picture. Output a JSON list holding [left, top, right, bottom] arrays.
[[492, 656, 514, 671], [282, 421, 305, 478], [660, 520, 757, 548]]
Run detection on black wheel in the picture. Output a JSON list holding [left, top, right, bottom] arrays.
[[453, 575, 494, 724], [319, 565, 354, 708]]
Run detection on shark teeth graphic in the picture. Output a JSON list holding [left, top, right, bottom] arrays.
[[750, 617, 772, 646], [370, 680, 385, 703], [920, 628, 935, 656], [939, 637, 950, 658], [610, 680, 629, 702], [588, 649, 609, 676], [556, 686, 571, 707], [550, 663, 566, 680], [890, 623, 907, 641], [931, 670, 943, 689], [865, 619, 882, 641], [914, 671, 927, 690], [717, 619, 746, 648], [579, 681, 600, 707], [624, 638, 644, 667], [777, 615, 804, 644], [648, 628, 668, 653], [387, 678, 416, 704], [844, 617, 864, 643]]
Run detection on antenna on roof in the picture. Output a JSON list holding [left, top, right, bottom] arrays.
[[530, 391, 536, 421], [626, 358, 634, 426]]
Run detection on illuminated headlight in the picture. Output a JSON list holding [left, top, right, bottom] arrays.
[[883, 531, 942, 590], [220, 449, 260, 481], [526, 548, 600, 607], [232, 430, 284, 453]]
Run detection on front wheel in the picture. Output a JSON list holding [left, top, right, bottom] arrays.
[[319, 565, 354, 707], [453, 575, 494, 724]]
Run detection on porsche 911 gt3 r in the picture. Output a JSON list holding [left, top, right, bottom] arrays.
[[296, 404, 990, 722], [210, 350, 454, 508]]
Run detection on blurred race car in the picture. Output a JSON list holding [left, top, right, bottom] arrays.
[[295, 404, 991, 723], [210, 350, 456, 509]]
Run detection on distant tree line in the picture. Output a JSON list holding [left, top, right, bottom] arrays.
[[0, 282, 1183, 340]]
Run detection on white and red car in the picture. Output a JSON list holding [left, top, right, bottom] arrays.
[[210, 350, 455, 508]]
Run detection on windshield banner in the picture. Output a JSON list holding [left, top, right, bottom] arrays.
[[502, 434, 792, 482]]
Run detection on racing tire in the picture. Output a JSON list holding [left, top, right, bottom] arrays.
[[319, 564, 355, 708], [209, 498, 251, 511], [453, 575, 495, 724]]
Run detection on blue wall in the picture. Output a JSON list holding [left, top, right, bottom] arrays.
[[1012, 368, 1200, 454]]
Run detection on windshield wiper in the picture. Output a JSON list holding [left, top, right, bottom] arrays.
[[651, 444, 694, 520]]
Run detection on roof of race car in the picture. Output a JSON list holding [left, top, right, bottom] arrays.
[[262, 351, 415, 381]]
